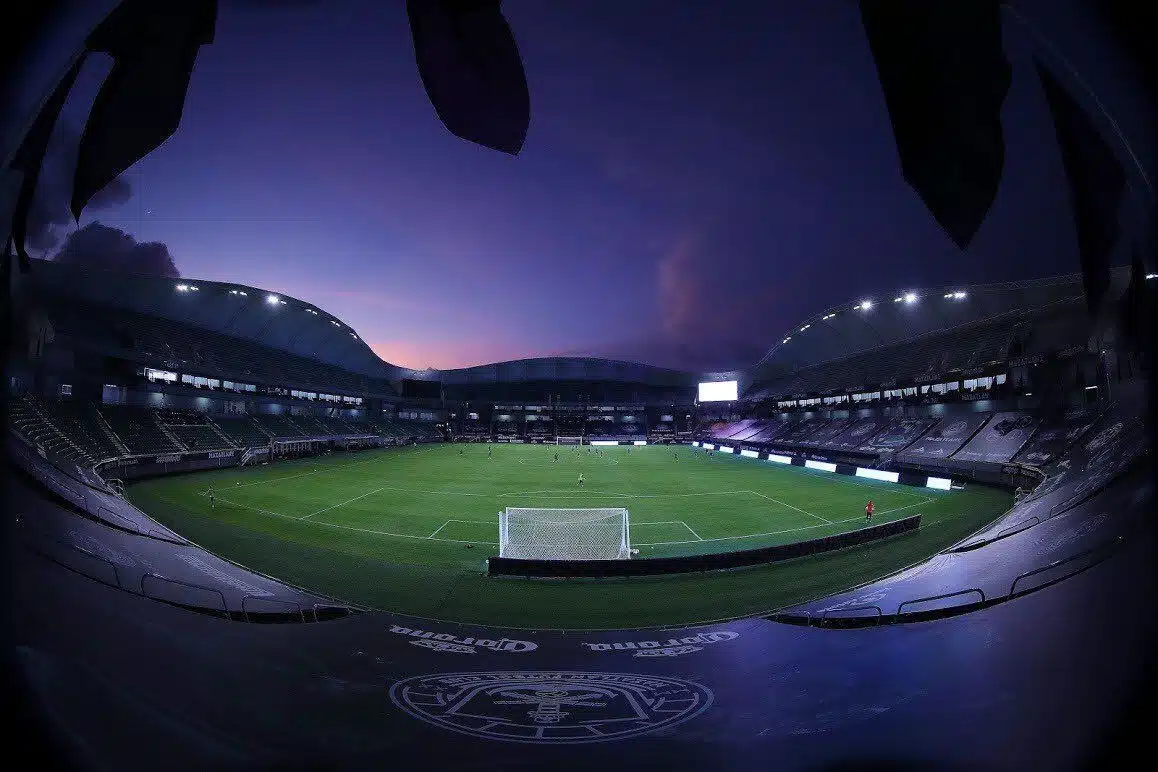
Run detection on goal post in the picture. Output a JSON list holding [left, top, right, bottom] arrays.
[[498, 507, 631, 560]]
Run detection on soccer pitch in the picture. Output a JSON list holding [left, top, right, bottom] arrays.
[[128, 443, 1012, 628]]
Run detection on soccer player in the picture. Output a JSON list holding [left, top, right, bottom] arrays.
[[208, 489, 214, 509], [578, 473, 585, 486], [865, 500, 874, 522], [554, 452, 559, 463], [488, 447, 492, 459]]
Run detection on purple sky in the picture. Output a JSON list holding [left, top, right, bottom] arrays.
[[39, 0, 1156, 371]]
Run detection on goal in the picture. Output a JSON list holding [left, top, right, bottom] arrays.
[[498, 507, 631, 560]]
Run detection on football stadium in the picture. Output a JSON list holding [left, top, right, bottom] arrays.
[[3, 2, 1156, 770]]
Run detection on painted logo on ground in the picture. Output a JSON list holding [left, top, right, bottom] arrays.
[[389, 671, 713, 744], [389, 625, 537, 654], [581, 630, 739, 658]]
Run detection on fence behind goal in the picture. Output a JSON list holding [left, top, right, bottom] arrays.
[[498, 507, 631, 560]]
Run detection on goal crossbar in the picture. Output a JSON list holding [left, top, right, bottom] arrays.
[[498, 507, 631, 560]]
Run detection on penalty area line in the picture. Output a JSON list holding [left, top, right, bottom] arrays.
[[746, 489, 833, 524], [680, 521, 704, 541], [300, 486, 385, 520], [212, 494, 498, 545]]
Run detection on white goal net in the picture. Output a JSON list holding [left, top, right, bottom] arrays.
[[498, 507, 631, 560]]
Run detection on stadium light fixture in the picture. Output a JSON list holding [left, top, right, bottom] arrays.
[[857, 300, 873, 310], [783, 336, 791, 344], [894, 296, 903, 303], [175, 284, 188, 292], [1147, 273, 1157, 280], [331, 320, 341, 327], [800, 324, 810, 331], [266, 294, 280, 304], [904, 292, 917, 303]]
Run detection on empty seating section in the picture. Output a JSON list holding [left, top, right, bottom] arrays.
[[156, 410, 236, 451], [10, 396, 115, 465], [99, 405, 181, 455], [212, 415, 273, 447], [252, 414, 309, 439]]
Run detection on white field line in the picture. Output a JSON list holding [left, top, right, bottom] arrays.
[[877, 498, 934, 516], [300, 486, 385, 520], [499, 489, 752, 499], [681, 521, 704, 541], [212, 494, 498, 545], [428, 521, 450, 538], [747, 489, 833, 525], [634, 500, 935, 548], [634, 515, 864, 547]]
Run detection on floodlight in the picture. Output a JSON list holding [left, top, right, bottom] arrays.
[[176, 284, 188, 292], [904, 292, 917, 303], [1147, 273, 1157, 280], [783, 337, 791, 344], [267, 294, 280, 304], [858, 300, 873, 310]]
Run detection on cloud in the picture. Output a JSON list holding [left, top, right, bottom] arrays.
[[656, 231, 704, 335], [563, 225, 782, 371], [52, 222, 180, 278], [26, 122, 133, 253]]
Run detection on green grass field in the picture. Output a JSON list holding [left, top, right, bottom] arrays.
[[127, 443, 1012, 629]]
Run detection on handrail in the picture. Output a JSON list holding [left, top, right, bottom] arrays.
[[820, 605, 883, 621], [1009, 543, 1116, 598], [896, 588, 985, 618]]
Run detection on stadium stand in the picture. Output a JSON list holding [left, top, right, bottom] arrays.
[[9, 396, 122, 465], [952, 412, 1040, 463], [251, 413, 310, 439], [824, 416, 890, 451], [156, 409, 238, 451], [99, 405, 185, 455], [897, 413, 991, 462], [1012, 407, 1102, 467], [211, 415, 274, 447]]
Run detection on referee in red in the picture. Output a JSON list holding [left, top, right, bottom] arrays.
[[865, 500, 874, 523]]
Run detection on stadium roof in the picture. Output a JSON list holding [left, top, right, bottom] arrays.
[[438, 357, 695, 386], [750, 270, 1131, 381], [24, 261, 700, 385], [26, 259, 403, 378]]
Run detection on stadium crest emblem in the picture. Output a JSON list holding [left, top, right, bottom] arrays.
[[389, 625, 537, 654], [389, 671, 713, 743], [581, 630, 739, 658]]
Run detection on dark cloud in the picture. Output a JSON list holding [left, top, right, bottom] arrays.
[[27, 122, 132, 253], [52, 222, 180, 278]]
